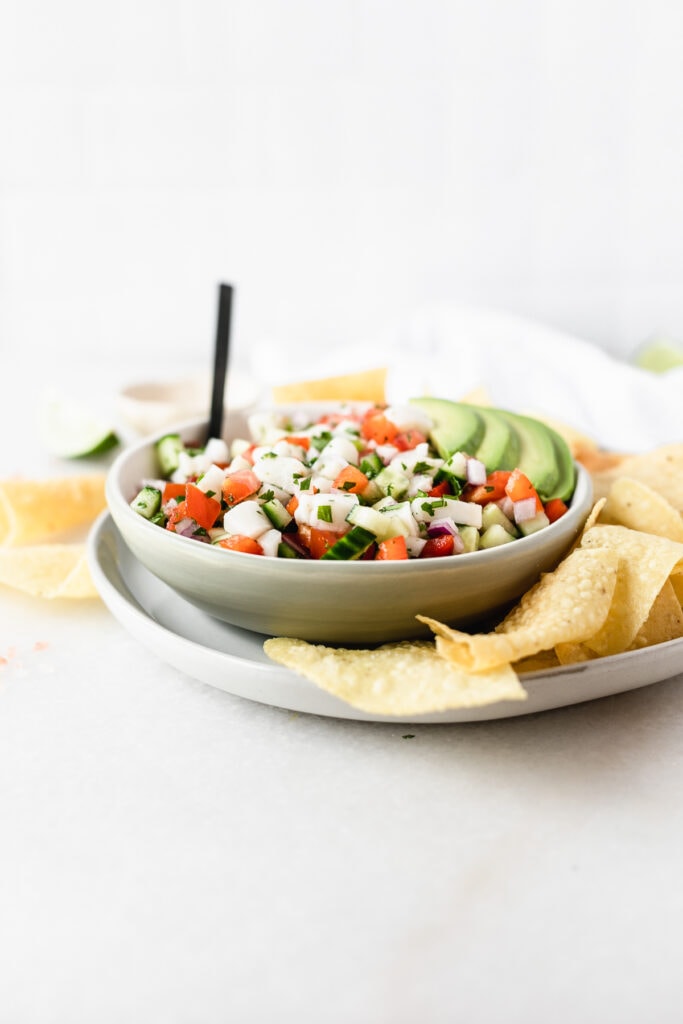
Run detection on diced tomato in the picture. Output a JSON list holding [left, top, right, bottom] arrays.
[[394, 429, 427, 451], [420, 534, 455, 558], [428, 479, 451, 498], [218, 535, 264, 555], [361, 413, 398, 445], [162, 481, 186, 504], [186, 483, 222, 530], [465, 470, 512, 505], [319, 413, 352, 428], [376, 535, 409, 560], [544, 498, 568, 523], [333, 465, 369, 494], [279, 435, 311, 451], [166, 500, 189, 531], [222, 469, 261, 507], [505, 469, 543, 512], [286, 494, 299, 516], [308, 527, 342, 559]]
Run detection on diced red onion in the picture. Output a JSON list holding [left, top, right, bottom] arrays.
[[466, 458, 487, 486], [427, 517, 459, 538], [175, 518, 196, 536], [497, 496, 515, 519], [281, 534, 312, 559], [513, 497, 538, 523]]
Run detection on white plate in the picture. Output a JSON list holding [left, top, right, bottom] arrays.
[[87, 512, 683, 724]]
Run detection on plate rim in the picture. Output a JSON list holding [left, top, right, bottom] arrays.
[[87, 511, 683, 724]]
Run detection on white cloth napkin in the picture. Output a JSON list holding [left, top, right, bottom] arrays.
[[261, 305, 683, 453]]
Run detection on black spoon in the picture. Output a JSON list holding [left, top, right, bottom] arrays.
[[207, 282, 234, 440]]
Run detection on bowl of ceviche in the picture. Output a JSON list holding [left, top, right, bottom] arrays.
[[105, 399, 593, 644]]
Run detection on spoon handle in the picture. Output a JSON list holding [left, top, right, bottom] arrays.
[[208, 283, 234, 439]]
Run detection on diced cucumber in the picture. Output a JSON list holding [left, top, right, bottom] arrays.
[[481, 503, 518, 537], [346, 504, 384, 537], [359, 452, 384, 478], [156, 434, 184, 476], [432, 466, 463, 497], [375, 465, 411, 500], [262, 497, 293, 530], [130, 485, 162, 520], [479, 523, 516, 549], [321, 526, 376, 560], [518, 511, 551, 536], [458, 525, 480, 553], [278, 541, 302, 558]]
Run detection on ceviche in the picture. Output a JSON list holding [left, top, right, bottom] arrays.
[[129, 403, 571, 560]]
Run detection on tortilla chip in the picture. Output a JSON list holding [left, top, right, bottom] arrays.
[[600, 477, 683, 542], [554, 642, 597, 665], [580, 525, 683, 656], [628, 580, 683, 649], [0, 475, 107, 546], [419, 547, 620, 672], [528, 414, 601, 461], [271, 367, 387, 405], [589, 446, 683, 512], [0, 544, 98, 598], [264, 638, 526, 714], [460, 387, 492, 406], [513, 649, 561, 673]]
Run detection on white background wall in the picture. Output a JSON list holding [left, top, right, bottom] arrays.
[[3, 0, 683, 379]]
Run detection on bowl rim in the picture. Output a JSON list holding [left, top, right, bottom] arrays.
[[106, 413, 594, 574]]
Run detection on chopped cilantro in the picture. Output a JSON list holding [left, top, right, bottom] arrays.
[[412, 461, 432, 475], [299, 477, 312, 491], [340, 480, 355, 492], [311, 431, 333, 451], [262, 451, 277, 459], [260, 489, 275, 502], [317, 504, 333, 523]]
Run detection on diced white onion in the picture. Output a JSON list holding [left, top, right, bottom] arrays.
[[204, 438, 230, 464], [196, 464, 227, 495], [258, 528, 283, 557], [318, 436, 360, 466], [411, 497, 482, 528], [513, 497, 538, 523], [405, 536, 427, 558], [223, 502, 271, 539], [253, 455, 308, 493], [294, 492, 359, 532], [383, 405, 433, 433], [466, 458, 487, 486], [375, 444, 400, 464]]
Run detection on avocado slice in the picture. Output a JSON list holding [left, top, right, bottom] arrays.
[[492, 409, 561, 501], [471, 406, 520, 471], [409, 397, 485, 460], [410, 397, 576, 502], [546, 426, 576, 501]]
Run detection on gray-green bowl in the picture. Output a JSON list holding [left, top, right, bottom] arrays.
[[105, 412, 594, 644]]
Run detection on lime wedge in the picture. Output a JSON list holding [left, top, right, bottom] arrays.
[[634, 338, 683, 373], [38, 396, 120, 459]]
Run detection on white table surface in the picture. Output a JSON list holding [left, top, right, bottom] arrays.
[[3, 356, 683, 1024]]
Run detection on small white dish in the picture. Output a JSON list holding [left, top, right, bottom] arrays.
[[87, 512, 683, 723], [105, 406, 594, 645], [117, 371, 263, 437]]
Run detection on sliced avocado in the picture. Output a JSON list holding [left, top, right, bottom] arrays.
[[546, 426, 576, 501], [471, 406, 520, 471], [409, 397, 485, 459], [494, 409, 560, 501]]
